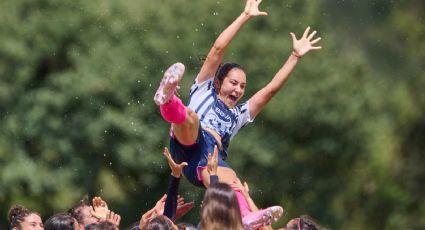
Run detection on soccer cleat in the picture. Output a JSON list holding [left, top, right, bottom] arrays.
[[242, 206, 284, 230], [154, 62, 185, 105]]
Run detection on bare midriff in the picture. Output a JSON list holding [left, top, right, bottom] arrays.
[[201, 128, 238, 187], [203, 127, 222, 150]]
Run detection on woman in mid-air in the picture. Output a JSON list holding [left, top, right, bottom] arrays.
[[153, 0, 321, 228]]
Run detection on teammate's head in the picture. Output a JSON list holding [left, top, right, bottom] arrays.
[[141, 215, 178, 230], [8, 205, 44, 230], [283, 215, 323, 230], [44, 213, 80, 230], [200, 182, 243, 230], [67, 198, 98, 227]]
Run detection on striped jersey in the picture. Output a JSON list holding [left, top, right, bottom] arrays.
[[187, 78, 253, 157]]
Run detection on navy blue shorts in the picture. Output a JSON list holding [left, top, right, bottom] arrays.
[[169, 127, 231, 187]]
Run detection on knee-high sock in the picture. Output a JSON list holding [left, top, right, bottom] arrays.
[[235, 190, 252, 217], [160, 95, 186, 124]]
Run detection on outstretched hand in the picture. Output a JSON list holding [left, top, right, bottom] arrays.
[[244, 0, 268, 17], [231, 178, 250, 198], [290, 26, 322, 57], [207, 145, 219, 176], [163, 147, 187, 178], [91, 196, 109, 220], [175, 195, 195, 220], [105, 210, 121, 227], [139, 208, 156, 229]]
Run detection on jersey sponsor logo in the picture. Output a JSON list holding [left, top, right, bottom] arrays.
[[213, 103, 231, 122]]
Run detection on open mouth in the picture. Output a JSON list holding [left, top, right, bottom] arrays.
[[228, 95, 238, 103]]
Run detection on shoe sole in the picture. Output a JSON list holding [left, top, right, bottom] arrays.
[[243, 206, 284, 230], [154, 62, 185, 105]]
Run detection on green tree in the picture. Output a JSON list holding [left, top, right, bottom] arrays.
[[1, 0, 424, 229]]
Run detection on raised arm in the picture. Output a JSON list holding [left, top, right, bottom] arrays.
[[196, 0, 267, 84], [162, 147, 194, 221], [248, 26, 322, 118], [207, 145, 219, 184]]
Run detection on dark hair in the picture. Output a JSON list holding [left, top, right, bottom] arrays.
[[67, 195, 91, 224], [299, 215, 324, 230], [91, 221, 117, 230], [85, 223, 98, 230], [141, 215, 175, 230], [214, 63, 245, 90], [287, 215, 325, 230], [44, 212, 77, 230], [200, 182, 243, 230], [8, 205, 41, 229], [126, 221, 141, 230]]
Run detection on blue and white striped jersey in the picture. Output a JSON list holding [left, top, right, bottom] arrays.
[[187, 78, 253, 153]]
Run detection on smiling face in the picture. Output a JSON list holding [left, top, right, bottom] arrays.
[[216, 68, 247, 108], [18, 213, 44, 230]]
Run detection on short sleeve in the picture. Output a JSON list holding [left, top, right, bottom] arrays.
[[229, 101, 254, 140]]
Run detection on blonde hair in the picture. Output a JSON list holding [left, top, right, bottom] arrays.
[[200, 183, 243, 230]]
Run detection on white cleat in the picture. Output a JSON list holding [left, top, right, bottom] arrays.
[[154, 62, 185, 105], [242, 206, 284, 230]]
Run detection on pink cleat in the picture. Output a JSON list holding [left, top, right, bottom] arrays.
[[242, 206, 284, 230], [154, 62, 185, 106]]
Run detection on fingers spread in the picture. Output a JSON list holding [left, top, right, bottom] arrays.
[[307, 30, 317, 40], [311, 37, 322, 44], [290, 32, 297, 42], [303, 26, 311, 38]]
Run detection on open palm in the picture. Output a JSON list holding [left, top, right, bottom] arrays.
[[244, 0, 268, 17], [163, 147, 187, 178], [290, 26, 322, 57]]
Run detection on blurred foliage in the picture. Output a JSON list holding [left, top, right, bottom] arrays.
[[0, 0, 424, 229]]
